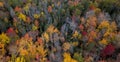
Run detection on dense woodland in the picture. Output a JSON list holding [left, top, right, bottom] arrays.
[[0, 0, 120, 62]]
